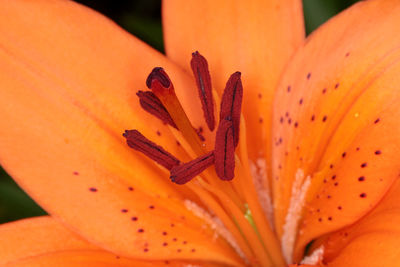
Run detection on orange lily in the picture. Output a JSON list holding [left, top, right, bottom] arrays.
[[1, 0, 400, 266]]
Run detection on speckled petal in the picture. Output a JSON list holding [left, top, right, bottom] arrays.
[[0, 217, 224, 267], [0, 1, 242, 265], [270, 0, 400, 260], [315, 179, 400, 267]]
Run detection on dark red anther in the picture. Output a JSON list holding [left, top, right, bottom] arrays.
[[146, 67, 171, 90], [219, 72, 243, 147], [136, 91, 177, 128], [123, 130, 180, 170], [214, 119, 235, 180], [170, 151, 214, 185], [190, 51, 215, 131]]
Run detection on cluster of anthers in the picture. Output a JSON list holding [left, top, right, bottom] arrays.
[[123, 51, 243, 185], [123, 52, 285, 267]]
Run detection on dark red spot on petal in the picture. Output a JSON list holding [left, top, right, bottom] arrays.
[[307, 72, 311, 79], [375, 150, 382, 155], [89, 187, 97, 192], [361, 162, 367, 168], [374, 118, 380, 124], [358, 176, 365, 182], [360, 193, 367, 198], [149, 205, 155, 209], [121, 209, 128, 213], [342, 152, 346, 158], [163, 242, 168, 247], [138, 228, 144, 233], [131, 217, 138, 221], [287, 85, 291, 92], [73, 171, 79, 175]]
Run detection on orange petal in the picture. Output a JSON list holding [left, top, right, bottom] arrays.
[[270, 0, 400, 259], [4, 251, 223, 267], [0, 1, 240, 265], [0, 216, 222, 267], [316, 179, 400, 266], [163, 0, 305, 163]]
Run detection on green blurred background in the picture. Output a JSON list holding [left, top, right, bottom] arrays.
[[0, 0, 360, 224]]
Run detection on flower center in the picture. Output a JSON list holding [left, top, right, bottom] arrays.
[[123, 52, 286, 266], [125, 51, 242, 184]]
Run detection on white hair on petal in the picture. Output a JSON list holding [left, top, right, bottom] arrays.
[[183, 200, 247, 263], [301, 245, 324, 265], [250, 158, 274, 228], [281, 169, 311, 264]]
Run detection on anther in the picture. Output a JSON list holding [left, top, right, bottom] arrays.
[[190, 51, 215, 131], [123, 130, 180, 170], [136, 91, 177, 128], [214, 119, 235, 180], [170, 151, 215, 184], [146, 67, 171, 91], [146, 67, 205, 156], [219, 72, 243, 147]]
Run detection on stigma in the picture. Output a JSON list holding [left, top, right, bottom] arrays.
[[123, 51, 243, 184]]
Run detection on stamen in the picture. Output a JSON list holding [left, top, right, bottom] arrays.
[[170, 151, 214, 185], [190, 51, 215, 131], [146, 67, 205, 156], [219, 72, 243, 147], [214, 119, 235, 180], [146, 67, 171, 89], [136, 91, 177, 128], [123, 130, 180, 170]]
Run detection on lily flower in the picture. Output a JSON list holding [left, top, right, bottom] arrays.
[[1, 0, 400, 266]]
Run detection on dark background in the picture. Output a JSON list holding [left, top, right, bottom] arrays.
[[0, 0, 360, 223]]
